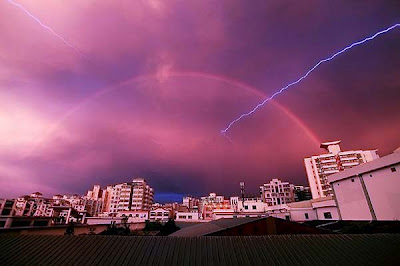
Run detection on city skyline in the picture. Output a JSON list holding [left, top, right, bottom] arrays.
[[1, 1, 400, 200]]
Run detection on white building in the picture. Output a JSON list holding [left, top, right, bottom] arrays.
[[175, 211, 200, 222], [304, 140, 379, 199], [200, 193, 225, 204], [260, 179, 295, 206], [149, 208, 171, 222], [118, 210, 149, 223], [328, 148, 400, 221], [230, 197, 266, 213], [268, 196, 339, 222]]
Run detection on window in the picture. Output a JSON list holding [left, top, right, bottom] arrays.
[[391, 167, 396, 172], [304, 213, 309, 219], [188, 216, 192, 219], [252, 205, 257, 210], [244, 205, 248, 210], [351, 178, 355, 182], [324, 212, 332, 219]]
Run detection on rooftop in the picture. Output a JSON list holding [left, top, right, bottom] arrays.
[[320, 140, 341, 148], [170, 217, 264, 236], [0, 234, 398, 265], [328, 150, 400, 183]]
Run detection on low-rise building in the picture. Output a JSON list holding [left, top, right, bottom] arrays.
[[175, 211, 200, 222], [268, 196, 340, 222], [230, 197, 266, 214], [149, 208, 171, 222], [118, 210, 149, 223]]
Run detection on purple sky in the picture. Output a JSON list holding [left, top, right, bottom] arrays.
[[1, 0, 400, 201]]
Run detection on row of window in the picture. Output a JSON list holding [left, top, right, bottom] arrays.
[[244, 205, 258, 210], [178, 215, 194, 219]]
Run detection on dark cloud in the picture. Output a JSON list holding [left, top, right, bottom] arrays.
[[0, 0, 399, 200]]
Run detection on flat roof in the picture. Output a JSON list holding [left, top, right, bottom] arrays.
[[328, 151, 400, 183], [320, 140, 341, 148], [170, 217, 264, 236]]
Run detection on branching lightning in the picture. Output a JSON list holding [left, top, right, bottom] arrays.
[[7, 0, 87, 58], [221, 23, 400, 135]]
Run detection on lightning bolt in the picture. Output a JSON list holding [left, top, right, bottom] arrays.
[[7, 0, 87, 58], [221, 23, 400, 135]]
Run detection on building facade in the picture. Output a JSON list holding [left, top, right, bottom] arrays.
[[108, 178, 154, 214], [293, 186, 312, 202], [199, 193, 228, 220], [149, 208, 171, 222], [329, 148, 400, 221], [304, 140, 379, 199], [260, 179, 295, 206]]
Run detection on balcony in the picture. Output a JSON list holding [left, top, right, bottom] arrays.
[[342, 161, 359, 167], [323, 169, 339, 175]]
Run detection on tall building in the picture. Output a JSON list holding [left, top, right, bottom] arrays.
[[109, 178, 154, 213], [131, 178, 154, 211], [260, 178, 295, 206], [304, 140, 379, 199], [101, 185, 113, 213]]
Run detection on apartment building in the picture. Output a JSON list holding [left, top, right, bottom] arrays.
[[131, 178, 154, 211], [304, 140, 379, 199], [293, 186, 312, 202], [0, 199, 14, 216], [109, 178, 154, 213], [260, 179, 295, 206]]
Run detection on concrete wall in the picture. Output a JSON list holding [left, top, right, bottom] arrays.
[[0, 224, 108, 235], [289, 208, 318, 222], [363, 164, 400, 220], [332, 176, 372, 220], [0, 222, 145, 236], [332, 163, 400, 220], [86, 217, 122, 225], [175, 212, 200, 222], [315, 205, 340, 220]]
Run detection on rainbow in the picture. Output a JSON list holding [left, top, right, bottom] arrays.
[[23, 71, 320, 157]]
